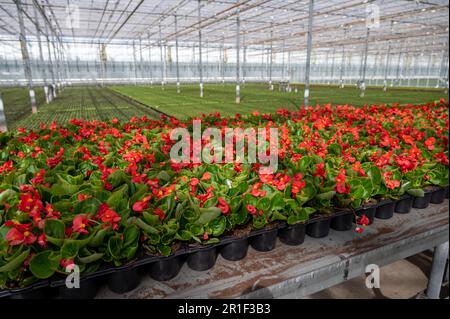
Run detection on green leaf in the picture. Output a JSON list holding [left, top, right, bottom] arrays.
[[194, 207, 222, 225], [156, 171, 171, 182], [61, 241, 79, 259], [78, 252, 104, 264], [135, 218, 159, 234], [327, 143, 342, 156], [50, 183, 79, 196], [0, 249, 30, 273], [88, 226, 111, 248], [0, 189, 17, 205], [44, 219, 66, 239], [106, 184, 129, 209], [270, 193, 285, 211], [257, 197, 271, 211], [209, 216, 226, 236], [107, 170, 127, 188], [107, 236, 123, 259], [407, 188, 425, 197], [316, 191, 336, 200], [29, 251, 59, 279], [143, 211, 160, 225], [74, 197, 100, 217], [123, 225, 139, 247]]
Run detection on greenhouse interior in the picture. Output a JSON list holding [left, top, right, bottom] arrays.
[[0, 0, 449, 302]]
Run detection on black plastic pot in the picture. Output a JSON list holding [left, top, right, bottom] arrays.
[[375, 201, 395, 220], [430, 187, 446, 204], [107, 267, 141, 294], [58, 277, 98, 299], [395, 196, 413, 214], [148, 255, 183, 281], [250, 229, 278, 252], [446, 185, 449, 199], [278, 223, 306, 246], [220, 238, 249, 261], [412, 190, 432, 209], [330, 212, 353, 231], [354, 205, 376, 225], [187, 247, 218, 271], [306, 218, 331, 238]]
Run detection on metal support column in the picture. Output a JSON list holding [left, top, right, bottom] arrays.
[[221, 33, 225, 84], [425, 52, 432, 88], [360, 27, 370, 97], [243, 33, 246, 85], [235, 8, 241, 104], [0, 93, 7, 132], [426, 241, 449, 299], [395, 42, 404, 87], [132, 41, 138, 85], [330, 48, 335, 85], [382, 21, 394, 91], [287, 50, 291, 91], [33, 4, 49, 103], [159, 22, 165, 89], [174, 14, 180, 93], [139, 37, 144, 82], [339, 29, 347, 89], [197, 0, 203, 98], [43, 16, 56, 99], [15, 0, 37, 114], [281, 39, 285, 84], [148, 32, 153, 86], [269, 18, 274, 90], [50, 28, 60, 92], [303, 0, 314, 107]]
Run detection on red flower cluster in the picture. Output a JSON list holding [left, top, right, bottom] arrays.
[[96, 203, 121, 230]]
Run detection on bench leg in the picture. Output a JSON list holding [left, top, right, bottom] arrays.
[[426, 241, 449, 299]]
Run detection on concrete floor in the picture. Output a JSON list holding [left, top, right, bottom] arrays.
[[304, 252, 434, 299]]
